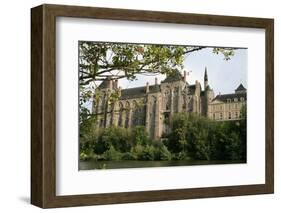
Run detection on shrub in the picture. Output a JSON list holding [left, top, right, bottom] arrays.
[[138, 146, 155, 161], [79, 152, 90, 161], [153, 144, 172, 160], [121, 152, 137, 160], [132, 126, 150, 146], [106, 127, 132, 152], [103, 146, 122, 161], [93, 133, 111, 154], [171, 151, 187, 160]]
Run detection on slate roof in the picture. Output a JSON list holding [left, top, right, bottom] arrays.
[[213, 93, 247, 102], [235, 83, 247, 92], [98, 79, 111, 89], [119, 85, 160, 100], [162, 70, 183, 83]]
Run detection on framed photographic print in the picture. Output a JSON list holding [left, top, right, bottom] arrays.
[[31, 4, 274, 208]]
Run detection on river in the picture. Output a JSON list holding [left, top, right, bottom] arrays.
[[79, 159, 245, 170]]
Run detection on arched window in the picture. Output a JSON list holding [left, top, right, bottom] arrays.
[[108, 103, 114, 125], [163, 88, 171, 111], [132, 100, 139, 126], [150, 96, 157, 137], [92, 100, 96, 114], [101, 93, 106, 109], [173, 87, 179, 112], [125, 101, 130, 128], [118, 102, 123, 127]]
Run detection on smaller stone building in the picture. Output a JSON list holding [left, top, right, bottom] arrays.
[[208, 84, 247, 121]]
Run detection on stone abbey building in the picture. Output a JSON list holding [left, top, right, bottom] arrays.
[[93, 68, 247, 139]]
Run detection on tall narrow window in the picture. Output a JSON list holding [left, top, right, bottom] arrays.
[[173, 87, 179, 112], [125, 102, 130, 128], [118, 102, 123, 127]]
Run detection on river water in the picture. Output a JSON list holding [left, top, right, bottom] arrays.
[[79, 159, 245, 170]]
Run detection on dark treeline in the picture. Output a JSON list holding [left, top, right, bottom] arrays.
[[80, 112, 246, 162]]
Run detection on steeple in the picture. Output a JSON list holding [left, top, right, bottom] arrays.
[[235, 83, 246, 94], [204, 67, 208, 81], [204, 67, 208, 90]]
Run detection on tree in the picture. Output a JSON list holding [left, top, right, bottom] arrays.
[[165, 112, 189, 153], [79, 43, 236, 121], [79, 42, 235, 86], [166, 112, 247, 161]]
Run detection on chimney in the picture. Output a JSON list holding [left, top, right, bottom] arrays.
[[146, 82, 150, 93], [114, 79, 118, 89], [183, 71, 187, 81], [195, 80, 200, 89], [118, 86, 122, 96], [109, 79, 113, 90], [155, 77, 158, 85]]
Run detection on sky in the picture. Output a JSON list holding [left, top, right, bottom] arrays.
[[117, 47, 248, 95]]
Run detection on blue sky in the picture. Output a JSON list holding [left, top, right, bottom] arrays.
[[118, 47, 247, 95]]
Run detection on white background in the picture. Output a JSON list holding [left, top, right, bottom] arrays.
[[57, 18, 265, 195], [0, 0, 279, 212]]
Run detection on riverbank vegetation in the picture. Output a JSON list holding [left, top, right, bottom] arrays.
[[80, 112, 246, 163]]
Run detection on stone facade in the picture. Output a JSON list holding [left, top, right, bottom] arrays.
[[208, 84, 247, 121], [93, 68, 247, 139]]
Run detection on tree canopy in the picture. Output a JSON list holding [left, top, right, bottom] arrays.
[[79, 42, 235, 87]]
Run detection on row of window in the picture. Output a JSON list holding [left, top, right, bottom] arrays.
[[210, 103, 243, 111], [226, 97, 245, 103], [212, 111, 240, 120]]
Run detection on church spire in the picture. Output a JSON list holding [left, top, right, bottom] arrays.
[[204, 67, 208, 90], [204, 67, 208, 81]]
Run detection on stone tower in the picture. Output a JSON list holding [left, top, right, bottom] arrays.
[[204, 67, 208, 90], [201, 67, 214, 116]]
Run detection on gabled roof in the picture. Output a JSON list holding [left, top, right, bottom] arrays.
[[98, 79, 111, 89], [119, 85, 160, 100], [235, 83, 246, 92], [162, 70, 183, 83]]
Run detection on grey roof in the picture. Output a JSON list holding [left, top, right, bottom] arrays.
[[162, 70, 183, 83], [213, 93, 247, 102], [235, 83, 247, 92], [98, 78, 118, 90], [149, 85, 161, 93], [120, 85, 160, 100], [98, 79, 111, 89]]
